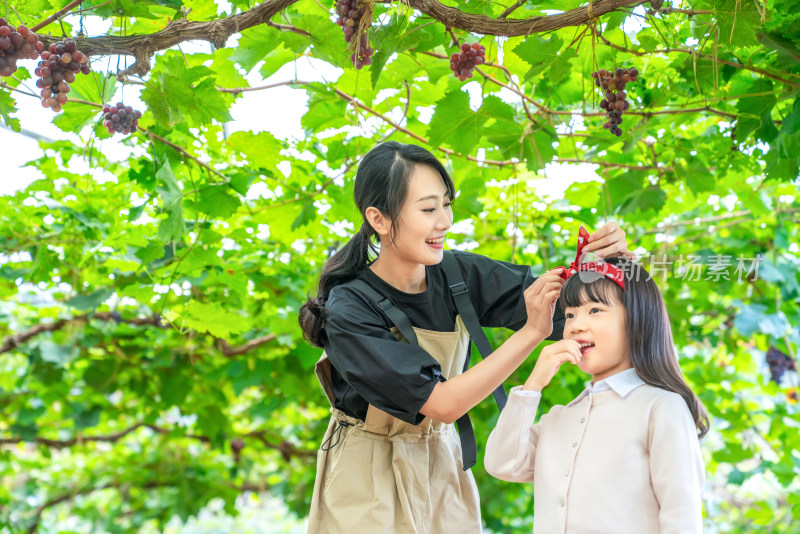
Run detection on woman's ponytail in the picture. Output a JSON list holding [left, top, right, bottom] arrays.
[[299, 224, 376, 347]]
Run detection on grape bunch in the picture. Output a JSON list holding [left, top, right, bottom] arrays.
[[766, 347, 796, 385], [101, 102, 142, 135], [0, 19, 45, 78], [450, 43, 485, 81], [35, 38, 91, 112], [592, 67, 638, 136], [334, 0, 374, 69], [349, 35, 374, 68]]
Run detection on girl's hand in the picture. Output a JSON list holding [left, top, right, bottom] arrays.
[[521, 268, 565, 340], [522, 339, 582, 392], [583, 222, 633, 258]]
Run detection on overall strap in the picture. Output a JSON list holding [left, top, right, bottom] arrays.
[[348, 279, 418, 345], [441, 251, 509, 470], [440, 251, 508, 411]]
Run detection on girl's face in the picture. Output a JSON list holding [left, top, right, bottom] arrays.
[[564, 294, 631, 382], [383, 164, 453, 266]]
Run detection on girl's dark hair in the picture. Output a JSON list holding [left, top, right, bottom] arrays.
[[298, 141, 455, 347], [560, 258, 710, 438]]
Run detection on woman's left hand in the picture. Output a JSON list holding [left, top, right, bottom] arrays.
[[582, 222, 634, 258]]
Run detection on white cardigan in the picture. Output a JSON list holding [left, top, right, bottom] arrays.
[[484, 368, 704, 534]]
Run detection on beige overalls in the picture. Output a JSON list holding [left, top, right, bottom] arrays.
[[308, 315, 482, 534]]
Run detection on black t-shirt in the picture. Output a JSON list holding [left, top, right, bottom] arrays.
[[321, 250, 565, 424]]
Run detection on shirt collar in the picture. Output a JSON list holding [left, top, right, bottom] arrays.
[[568, 368, 645, 406]]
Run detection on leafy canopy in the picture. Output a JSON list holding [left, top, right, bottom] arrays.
[[1, 0, 799, 532]]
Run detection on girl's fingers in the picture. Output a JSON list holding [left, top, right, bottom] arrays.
[[554, 351, 579, 367], [558, 342, 582, 364], [541, 341, 580, 356], [550, 342, 581, 362], [566, 346, 581, 361], [567, 352, 580, 365]]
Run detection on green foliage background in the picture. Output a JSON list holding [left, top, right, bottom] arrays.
[[1, 0, 799, 532]]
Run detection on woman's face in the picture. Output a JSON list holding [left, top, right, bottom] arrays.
[[383, 164, 453, 266]]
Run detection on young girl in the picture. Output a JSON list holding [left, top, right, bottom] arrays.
[[485, 228, 709, 534]]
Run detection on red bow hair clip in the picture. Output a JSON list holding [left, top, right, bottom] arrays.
[[559, 226, 626, 290]]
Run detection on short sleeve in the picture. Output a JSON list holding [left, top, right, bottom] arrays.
[[450, 251, 565, 339], [322, 284, 444, 424]]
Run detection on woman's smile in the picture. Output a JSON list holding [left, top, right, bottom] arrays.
[[426, 236, 445, 249]]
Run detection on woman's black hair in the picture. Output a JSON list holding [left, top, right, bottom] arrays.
[[560, 258, 710, 438], [298, 141, 455, 347]]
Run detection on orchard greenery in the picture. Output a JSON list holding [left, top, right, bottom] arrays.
[[1, 0, 799, 532]]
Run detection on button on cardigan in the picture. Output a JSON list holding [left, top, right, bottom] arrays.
[[484, 369, 705, 534]]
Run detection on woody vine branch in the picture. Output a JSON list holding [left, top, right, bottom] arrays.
[[27, 0, 648, 76]]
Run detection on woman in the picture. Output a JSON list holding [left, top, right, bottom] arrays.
[[298, 142, 630, 533]]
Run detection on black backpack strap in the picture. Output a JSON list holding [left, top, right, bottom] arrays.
[[440, 251, 509, 471], [348, 279, 418, 345], [441, 251, 508, 411]]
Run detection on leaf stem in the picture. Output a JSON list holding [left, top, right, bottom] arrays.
[[31, 0, 85, 32]]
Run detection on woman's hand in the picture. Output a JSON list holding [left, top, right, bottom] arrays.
[[582, 222, 634, 259], [521, 268, 565, 340], [522, 339, 582, 392]]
